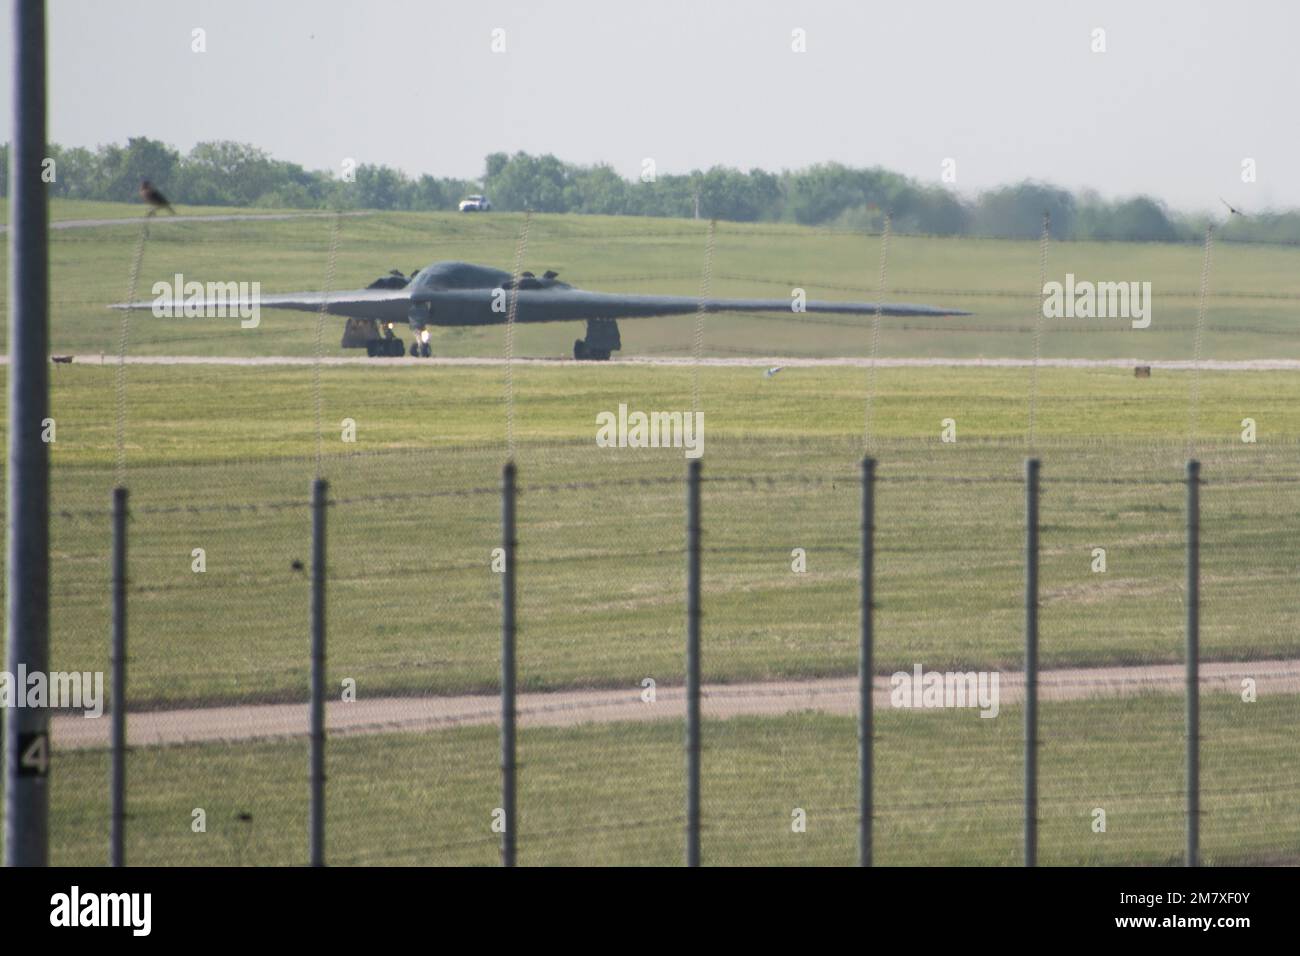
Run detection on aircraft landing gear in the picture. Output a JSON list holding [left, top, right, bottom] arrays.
[[367, 326, 405, 357], [573, 340, 612, 361], [348, 319, 428, 359], [573, 318, 620, 361]]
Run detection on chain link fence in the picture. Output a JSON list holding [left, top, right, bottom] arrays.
[[3, 215, 1296, 866], [23, 437, 1298, 867]]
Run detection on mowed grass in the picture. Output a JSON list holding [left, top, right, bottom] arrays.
[[4, 361, 1295, 708], [47, 695, 1300, 866], [0, 196, 297, 222], [0, 203, 1297, 358], [9, 206, 1298, 868]]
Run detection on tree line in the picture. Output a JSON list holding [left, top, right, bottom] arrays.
[[2, 136, 1296, 244]]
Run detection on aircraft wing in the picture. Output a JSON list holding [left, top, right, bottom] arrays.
[[414, 288, 969, 321], [110, 288, 413, 323], [110, 284, 968, 325]]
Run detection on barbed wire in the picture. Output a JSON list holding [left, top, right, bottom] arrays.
[[47, 218, 1300, 250], [38, 458, 1300, 523], [31, 428, 1300, 476]]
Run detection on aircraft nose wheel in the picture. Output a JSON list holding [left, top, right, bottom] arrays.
[[420, 342, 432, 358]]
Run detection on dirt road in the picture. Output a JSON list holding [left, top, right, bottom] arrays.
[[50, 658, 1300, 751]]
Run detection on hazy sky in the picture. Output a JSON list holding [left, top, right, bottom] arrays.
[[2, 0, 1296, 212]]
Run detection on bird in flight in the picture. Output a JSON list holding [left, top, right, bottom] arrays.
[[1219, 197, 1245, 217], [139, 180, 175, 216]]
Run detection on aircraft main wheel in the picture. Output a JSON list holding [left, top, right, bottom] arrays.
[[573, 339, 588, 360], [388, 338, 404, 357], [408, 341, 419, 357], [420, 342, 432, 358], [366, 341, 380, 357]]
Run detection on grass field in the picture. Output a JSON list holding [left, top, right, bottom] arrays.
[[47, 696, 1300, 866], [0, 197, 297, 223], [2, 204, 1297, 866], [1, 201, 1298, 359], [13, 362, 1300, 708]]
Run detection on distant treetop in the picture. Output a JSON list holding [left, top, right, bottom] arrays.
[[0, 138, 1290, 243]]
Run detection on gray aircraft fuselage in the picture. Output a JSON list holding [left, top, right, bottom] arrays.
[[118, 258, 969, 359]]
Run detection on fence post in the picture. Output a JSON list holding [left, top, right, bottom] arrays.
[[110, 487, 128, 866], [1186, 460, 1200, 867], [501, 461, 518, 867], [685, 458, 702, 867], [309, 478, 327, 866], [859, 457, 876, 867], [5, 0, 51, 868], [1024, 458, 1040, 867]]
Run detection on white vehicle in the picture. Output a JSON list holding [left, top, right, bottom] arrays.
[[458, 194, 492, 212]]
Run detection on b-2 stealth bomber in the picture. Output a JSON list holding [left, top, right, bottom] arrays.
[[116, 260, 970, 359]]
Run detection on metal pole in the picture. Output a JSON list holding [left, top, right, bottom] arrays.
[[309, 478, 327, 866], [858, 457, 876, 866], [500, 461, 517, 867], [1024, 458, 1040, 867], [685, 458, 702, 866], [5, 0, 51, 867], [109, 487, 128, 866], [1186, 459, 1200, 867]]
